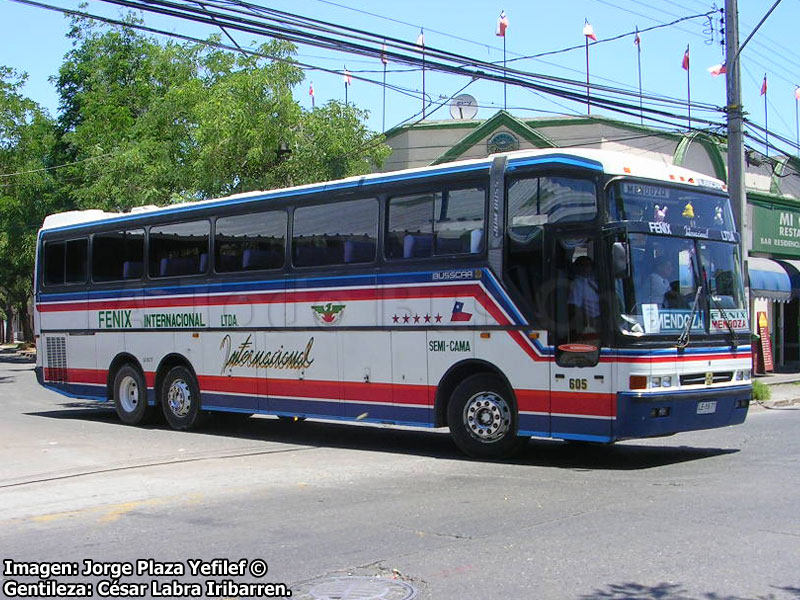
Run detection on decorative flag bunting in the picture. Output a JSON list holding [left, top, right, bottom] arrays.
[[761, 74, 768, 156], [634, 26, 642, 124], [496, 10, 509, 37], [583, 19, 597, 41], [417, 29, 426, 118], [708, 64, 727, 76], [795, 87, 800, 152], [682, 44, 691, 130], [583, 19, 595, 115], [496, 11, 509, 109], [381, 43, 388, 132]]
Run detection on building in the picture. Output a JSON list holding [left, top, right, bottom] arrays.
[[380, 111, 800, 370]]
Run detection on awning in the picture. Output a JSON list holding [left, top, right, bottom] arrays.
[[776, 259, 800, 300], [748, 257, 792, 302]]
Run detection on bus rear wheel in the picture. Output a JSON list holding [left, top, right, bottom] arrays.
[[113, 365, 154, 425], [447, 374, 525, 459], [161, 366, 204, 430]]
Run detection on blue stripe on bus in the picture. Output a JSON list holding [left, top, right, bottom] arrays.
[[43, 382, 107, 402], [551, 415, 613, 440], [42, 163, 492, 234], [505, 155, 604, 172]]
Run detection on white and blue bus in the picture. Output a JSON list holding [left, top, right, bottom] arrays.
[[34, 148, 752, 458]]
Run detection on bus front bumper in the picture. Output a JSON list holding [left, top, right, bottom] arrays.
[[615, 384, 751, 440]]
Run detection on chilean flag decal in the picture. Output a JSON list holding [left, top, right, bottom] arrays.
[[450, 301, 473, 322]]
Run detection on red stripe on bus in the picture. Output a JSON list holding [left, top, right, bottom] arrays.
[[551, 391, 617, 417], [36, 284, 484, 313], [197, 375, 431, 406], [44, 367, 107, 385]]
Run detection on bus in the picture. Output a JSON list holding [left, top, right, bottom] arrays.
[[34, 148, 752, 458]]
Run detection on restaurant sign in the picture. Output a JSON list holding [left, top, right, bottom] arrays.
[[751, 203, 800, 257]]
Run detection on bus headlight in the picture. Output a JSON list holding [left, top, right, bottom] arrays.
[[662, 376, 672, 388], [651, 376, 661, 388]]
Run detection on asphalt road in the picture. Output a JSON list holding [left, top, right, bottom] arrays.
[[1, 351, 799, 600]]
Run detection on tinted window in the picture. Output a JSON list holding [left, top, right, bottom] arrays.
[[293, 198, 377, 267], [149, 221, 209, 278], [387, 187, 485, 259], [93, 230, 145, 281], [508, 177, 596, 244], [43, 239, 88, 286], [216, 211, 286, 272], [43, 241, 66, 286]]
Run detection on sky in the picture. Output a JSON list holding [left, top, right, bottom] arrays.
[[1, 0, 799, 156]]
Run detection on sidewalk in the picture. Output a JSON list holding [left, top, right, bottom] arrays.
[[754, 370, 800, 409]]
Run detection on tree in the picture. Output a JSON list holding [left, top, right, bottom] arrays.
[[54, 17, 390, 207], [0, 67, 58, 341]]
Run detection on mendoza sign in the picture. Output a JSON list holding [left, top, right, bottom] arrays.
[[751, 203, 800, 257]]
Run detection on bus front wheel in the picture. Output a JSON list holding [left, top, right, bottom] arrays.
[[447, 374, 525, 459], [113, 365, 154, 425], [161, 366, 204, 430]]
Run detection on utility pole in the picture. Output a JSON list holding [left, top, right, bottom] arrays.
[[726, 0, 782, 300], [725, 0, 748, 289]]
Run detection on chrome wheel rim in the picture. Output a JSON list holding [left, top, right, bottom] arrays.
[[119, 375, 139, 413], [463, 391, 512, 443], [167, 379, 192, 418]]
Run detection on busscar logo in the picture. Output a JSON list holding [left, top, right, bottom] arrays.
[[311, 302, 346, 325]]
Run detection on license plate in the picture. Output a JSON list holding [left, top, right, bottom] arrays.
[[697, 401, 717, 415]]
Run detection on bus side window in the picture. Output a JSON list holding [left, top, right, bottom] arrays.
[[387, 186, 486, 260], [92, 229, 145, 282], [215, 211, 287, 273], [43, 238, 88, 286], [148, 220, 210, 278], [292, 198, 377, 267]]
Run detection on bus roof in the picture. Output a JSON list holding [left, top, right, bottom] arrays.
[[40, 148, 726, 232]]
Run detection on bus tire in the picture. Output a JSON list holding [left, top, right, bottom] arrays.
[[113, 365, 153, 425], [161, 366, 204, 430], [447, 374, 525, 459]]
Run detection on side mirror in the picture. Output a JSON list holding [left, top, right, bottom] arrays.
[[612, 242, 630, 278]]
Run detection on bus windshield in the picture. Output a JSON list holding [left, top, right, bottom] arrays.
[[616, 234, 748, 337], [609, 181, 735, 230]]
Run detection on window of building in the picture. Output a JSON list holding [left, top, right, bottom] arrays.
[[216, 211, 287, 272], [292, 198, 377, 267], [148, 220, 210, 278], [92, 229, 145, 281]]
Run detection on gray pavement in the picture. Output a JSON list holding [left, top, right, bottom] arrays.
[[1, 348, 799, 600]]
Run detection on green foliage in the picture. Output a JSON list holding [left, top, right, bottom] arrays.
[[752, 380, 771, 402], [52, 18, 389, 208]]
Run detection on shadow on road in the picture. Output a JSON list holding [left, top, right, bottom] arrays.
[[0, 353, 35, 366], [578, 581, 800, 599], [26, 403, 739, 471]]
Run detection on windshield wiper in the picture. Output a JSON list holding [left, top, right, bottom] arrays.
[[708, 293, 738, 348], [677, 286, 702, 350]]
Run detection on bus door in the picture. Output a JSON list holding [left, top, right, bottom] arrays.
[[546, 232, 614, 442]]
